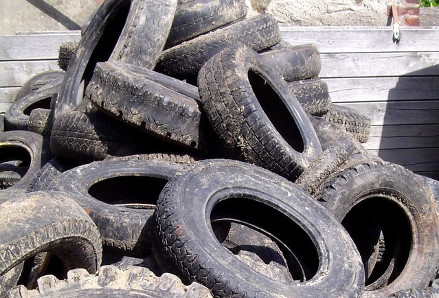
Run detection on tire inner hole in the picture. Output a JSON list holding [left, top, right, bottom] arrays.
[[0, 145, 31, 188], [23, 96, 52, 116]]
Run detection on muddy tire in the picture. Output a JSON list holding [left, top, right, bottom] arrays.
[[0, 191, 102, 296], [49, 157, 185, 256], [198, 45, 322, 180], [260, 42, 321, 82], [166, 0, 247, 48], [86, 61, 207, 150], [14, 71, 65, 102], [28, 108, 53, 137], [0, 131, 52, 190], [323, 104, 371, 143], [8, 265, 212, 298], [152, 159, 364, 297], [288, 78, 332, 116], [55, 0, 177, 118], [58, 41, 79, 71], [156, 14, 281, 79], [316, 160, 439, 296]]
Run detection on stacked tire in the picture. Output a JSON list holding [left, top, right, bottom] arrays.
[[1, 1, 439, 297]]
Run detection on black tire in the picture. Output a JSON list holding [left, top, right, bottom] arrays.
[[4, 78, 62, 131], [165, 0, 247, 48], [8, 266, 212, 298], [86, 61, 207, 150], [288, 78, 332, 116], [0, 191, 102, 296], [198, 45, 322, 180], [151, 159, 364, 297], [316, 160, 439, 296], [389, 287, 439, 297], [260, 42, 321, 82], [0, 131, 52, 190], [49, 157, 185, 256], [0, 161, 28, 189], [58, 41, 79, 71], [156, 14, 281, 80], [49, 110, 166, 161], [14, 71, 64, 102], [55, 0, 177, 119], [28, 108, 53, 137], [323, 104, 371, 143]]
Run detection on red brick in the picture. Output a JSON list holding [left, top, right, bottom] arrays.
[[403, 0, 420, 4], [404, 16, 420, 26], [397, 7, 420, 16]]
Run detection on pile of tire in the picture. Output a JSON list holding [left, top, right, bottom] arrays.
[[2, 0, 439, 297]]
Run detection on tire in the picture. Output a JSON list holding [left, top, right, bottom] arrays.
[[55, 0, 178, 119], [0, 191, 102, 296], [28, 108, 53, 137], [156, 14, 281, 80], [8, 265, 212, 298], [86, 61, 207, 150], [49, 157, 185, 256], [58, 41, 78, 71], [105, 153, 197, 165], [0, 161, 28, 189], [389, 287, 439, 297], [50, 110, 166, 161], [260, 42, 321, 82], [288, 78, 332, 116], [0, 131, 52, 190], [4, 78, 62, 131], [151, 159, 364, 297], [198, 45, 322, 180], [315, 160, 439, 296], [166, 0, 247, 48], [323, 104, 371, 143], [14, 71, 64, 102]]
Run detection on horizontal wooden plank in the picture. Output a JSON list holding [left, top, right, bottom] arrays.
[[324, 76, 439, 102], [0, 32, 80, 61], [0, 60, 60, 87], [320, 52, 439, 77], [279, 26, 439, 53], [420, 7, 439, 26], [0, 87, 19, 105]]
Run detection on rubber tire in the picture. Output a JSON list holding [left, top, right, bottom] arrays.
[[14, 71, 65, 102], [8, 266, 212, 298], [55, 0, 177, 119], [315, 160, 439, 296], [323, 103, 371, 143], [165, 0, 247, 48], [28, 108, 53, 137], [5, 78, 62, 131], [86, 61, 207, 150], [198, 45, 322, 180], [156, 14, 281, 80], [49, 110, 166, 161], [288, 78, 332, 116], [49, 158, 185, 256], [151, 159, 364, 297], [389, 287, 439, 297], [0, 191, 102, 296], [260, 42, 321, 82], [58, 41, 79, 71], [0, 131, 52, 190]]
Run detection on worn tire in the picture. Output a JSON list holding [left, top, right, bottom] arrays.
[[260, 42, 321, 82], [389, 287, 439, 298], [8, 265, 212, 298], [288, 78, 332, 116], [198, 45, 322, 180], [55, 0, 177, 118], [156, 14, 281, 80], [5, 78, 62, 131], [28, 108, 53, 137], [49, 157, 185, 256], [0, 131, 52, 190], [58, 41, 79, 71], [166, 0, 247, 48], [14, 71, 64, 102], [316, 160, 439, 296], [0, 191, 102, 296], [152, 159, 364, 297], [86, 61, 207, 150], [323, 104, 371, 143]]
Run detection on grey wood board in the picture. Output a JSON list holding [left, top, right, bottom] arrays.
[[279, 26, 439, 53], [0, 60, 60, 87], [420, 7, 439, 26], [0, 87, 19, 104], [320, 52, 439, 78], [324, 76, 439, 102], [0, 33, 81, 61]]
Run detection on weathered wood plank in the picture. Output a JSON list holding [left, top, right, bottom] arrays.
[[0, 60, 60, 87], [279, 26, 439, 53], [324, 76, 439, 103], [420, 7, 439, 26], [320, 52, 439, 77], [0, 32, 80, 61], [0, 87, 19, 104]]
